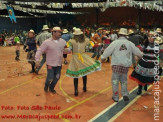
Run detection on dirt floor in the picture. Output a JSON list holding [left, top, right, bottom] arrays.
[[0, 45, 162, 122]]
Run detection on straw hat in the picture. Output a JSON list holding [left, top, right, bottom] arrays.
[[42, 25, 49, 30], [140, 28, 144, 32], [73, 28, 83, 35], [118, 28, 128, 35], [156, 28, 162, 33], [155, 37, 163, 44], [17, 41, 20, 44], [105, 30, 110, 34], [149, 31, 156, 35], [73, 27, 76, 30], [97, 28, 103, 31], [29, 29, 35, 33], [52, 27, 62, 32], [128, 29, 134, 35], [63, 29, 68, 34]]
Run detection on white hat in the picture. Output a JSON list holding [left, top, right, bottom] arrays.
[[118, 28, 128, 35], [52, 27, 62, 32], [156, 28, 162, 33], [149, 31, 156, 35], [73, 28, 83, 35], [128, 29, 134, 35], [29, 29, 35, 33], [155, 37, 163, 44], [73, 27, 76, 30], [97, 28, 103, 31], [42, 25, 49, 30], [63, 29, 68, 34]]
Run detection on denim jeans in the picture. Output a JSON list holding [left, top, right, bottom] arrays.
[[91, 46, 102, 60], [111, 71, 129, 101], [45, 66, 62, 90]]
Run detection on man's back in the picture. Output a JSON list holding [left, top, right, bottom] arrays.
[[38, 31, 51, 46], [102, 37, 142, 67]]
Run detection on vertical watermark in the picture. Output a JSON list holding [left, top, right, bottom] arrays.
[[153, 42, 161, 121]]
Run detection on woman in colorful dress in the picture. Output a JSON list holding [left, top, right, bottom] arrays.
[[129, 31, 161, 95], [24, 29, 37, 73], [66, 28, 101, 96]]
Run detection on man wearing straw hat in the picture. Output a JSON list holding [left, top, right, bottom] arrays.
[[61, 29, 72, 64], [35, 27, 66, 94], [101, 28, 143, 102], [156, 28, 163, 40], [35, 25, 51, 74], [91, 28, 103, 60]]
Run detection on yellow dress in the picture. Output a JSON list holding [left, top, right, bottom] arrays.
[[66, 38, 101, 78]]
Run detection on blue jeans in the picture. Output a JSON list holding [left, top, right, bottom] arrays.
[[91, 46, 102, 60], [45, 66, 62, 90]]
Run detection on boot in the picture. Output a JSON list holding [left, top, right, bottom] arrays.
[[83, 76, 87, 92], [74, 78, 78, 96], [137, 85, 142, 95], [144, 85, 148, 91], [159, 67, 162, 76], [30, 63, 35, 73], [106, 57, 110, 62]]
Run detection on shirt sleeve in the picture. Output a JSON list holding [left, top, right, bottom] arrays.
[[35, 41, 47, 61], [101, 41, 116, 59], [131, 42, 143, 58]]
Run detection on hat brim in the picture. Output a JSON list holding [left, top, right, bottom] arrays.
[[42, 28, 49, 30], [118, 32, 128, 36], [128, 32, 134, 35], [63, 31, 68, 33], [52, 30, 62, 32], [73, 32, 83, 35], [28, 31, 35, 33], [156, 31, 162, 33]]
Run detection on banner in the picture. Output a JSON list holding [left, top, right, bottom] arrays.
[[6, 5, 16, 23]]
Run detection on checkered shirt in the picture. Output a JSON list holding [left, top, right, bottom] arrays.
[[112, 65, 129, 74]]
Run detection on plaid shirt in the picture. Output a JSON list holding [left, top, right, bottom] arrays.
[[112, 65, 129, 74]]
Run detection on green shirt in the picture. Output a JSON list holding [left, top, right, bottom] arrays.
[[14, 36, 20, 43]]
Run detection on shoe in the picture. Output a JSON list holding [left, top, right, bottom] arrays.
[[123, 96, 129, 101], [83, 87, 87, 92], [30, 70, 35, 73], [35, 68, 39, 74], [74, 89, 78, 96], [44, 86, 48, 92], [64, 61, 68, 64], [137, 90, 142, 95], [112, 97, 118, 102], [49, 89, 56, 94]]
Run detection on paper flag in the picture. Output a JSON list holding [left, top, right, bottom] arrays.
[[6, 5, 16, 23]]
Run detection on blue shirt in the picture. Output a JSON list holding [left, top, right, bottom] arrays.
[[61, 34, 72, 42], [26, 38, 37, 50]]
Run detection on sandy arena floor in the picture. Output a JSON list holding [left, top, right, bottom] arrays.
[[0, 45, 162, 122]]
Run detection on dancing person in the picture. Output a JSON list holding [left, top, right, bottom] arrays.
[[101, 28, 143, 102], [66, 28, 101, 96]]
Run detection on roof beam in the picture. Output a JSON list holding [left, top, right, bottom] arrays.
[[3, 0, 107, 3]]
